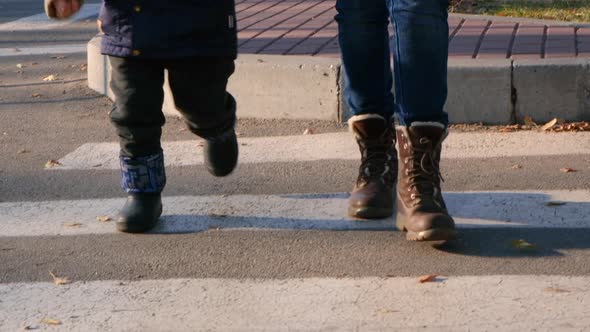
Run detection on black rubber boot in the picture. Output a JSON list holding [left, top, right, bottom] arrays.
[[118, 152, 166, 233], [204, 128, 238, 177], [203, 96, 239, 177], [116, 194, 163, 233]]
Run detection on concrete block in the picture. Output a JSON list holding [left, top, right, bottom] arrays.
[[513, 58, 590, 122], [446, 59, 513, 124], [87, 35, 341, 121], [340, 59, 513, 124], [229, 54, 340, 120]]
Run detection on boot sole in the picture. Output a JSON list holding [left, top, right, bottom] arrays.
[[395, 213, 457, 242], [116, 204, 163, 234], [348, 206, 394, 219]]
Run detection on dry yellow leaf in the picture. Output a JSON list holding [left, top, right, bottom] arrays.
[[42, 75, 58, 82], [41, 318, 62, 325], [541, 118, 558, 131], [560, 168, 577, 173], [49, 271, 72, 285], [523, 116, 536, 127], [44, 160, 62, 168], [511, 164, 522, 169], [544, 287, 571, 293], [17, 149, 30, 154], [511, 239, 537, 250], [63, 222, 82, 228], [418, 274, 438, 283], [97, 216, 111, 222], [31, 93, 42, 98], [303, 128, 316, 135], [16, 63, 24, 69], [375, 308, 399, 314]]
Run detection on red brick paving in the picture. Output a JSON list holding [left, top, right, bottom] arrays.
[[237, 0, 588, 59]]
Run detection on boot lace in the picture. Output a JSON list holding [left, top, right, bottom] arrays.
[[404, 137, 444, 206], [356, 132, 396, 187]]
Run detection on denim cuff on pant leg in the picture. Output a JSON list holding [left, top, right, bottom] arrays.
[[120, 152, 166, 194]]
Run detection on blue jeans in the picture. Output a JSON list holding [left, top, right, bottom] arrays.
[[336, 0, 449, 126]]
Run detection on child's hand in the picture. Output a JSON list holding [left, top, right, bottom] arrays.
[[45, 0, 83, 20]]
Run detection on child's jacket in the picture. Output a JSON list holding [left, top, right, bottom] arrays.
[[98, 0, 237, 58]]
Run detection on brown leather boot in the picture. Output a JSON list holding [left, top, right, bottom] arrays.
[[395, 123, 456, 241], [348, 114, 397, 219]]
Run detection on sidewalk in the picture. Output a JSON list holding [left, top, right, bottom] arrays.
[[235, 0, 590, 59], [88, 0, 590, 123]]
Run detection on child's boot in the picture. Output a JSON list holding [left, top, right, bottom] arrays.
[[116, 152, 166, 233]]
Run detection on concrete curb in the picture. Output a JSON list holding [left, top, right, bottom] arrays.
[[88, 35, 590, 124]]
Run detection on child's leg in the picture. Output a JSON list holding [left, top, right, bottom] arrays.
[[166, 56, 237, 177], [109, 56, 167, 233]]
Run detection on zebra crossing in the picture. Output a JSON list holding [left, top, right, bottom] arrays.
[[2, 1, 590, 330], [1, 130, 590, 330]]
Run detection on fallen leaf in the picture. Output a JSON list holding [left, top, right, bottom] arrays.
[[16, 63, 25, 69], [42, 75, 58, 82], [375, 309, 399, 314], [44, 160, 62, 168], [511, 239, 537, 250], [31, 93, 42, 98], [17, 149, 30, 154], [418, 274, 438, 283], [51, 55, 66, 59], [560, 168, 577, 173], [541, 118, 558, 131], [41, 318, 62, 325], [523, 116, 536, 127], [544, 287, 571, 293], [79, 63, 88, 71], [303, 128, 316, 135], [49, 271, 72, 285], [91, 163, 103, 168], [208, 213, 227, 218], [498, 125, 520, 133], [63, 222, 82, 228], [545, 201, 566, 207], [24, 325, 39, 330], [97, 216, 111, 222], [511, 164, 522, 169]]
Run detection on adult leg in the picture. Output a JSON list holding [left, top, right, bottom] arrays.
[[336, 0, 398, 219], [389, 0, 456, 241]]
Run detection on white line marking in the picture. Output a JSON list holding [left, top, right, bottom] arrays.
[[1, 276, 589, 331], [53, 131, 590, 170], [0, 43, 87, 57], [0, 4, 101, 32], [1, 190, 589, 237]]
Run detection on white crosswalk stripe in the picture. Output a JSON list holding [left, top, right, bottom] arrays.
[[0, 44, 87, 57], [2, 130, 590, 330], [52, 131, 590, 170], [2, 276, 590, 331], [1, 190, 589, 237]]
